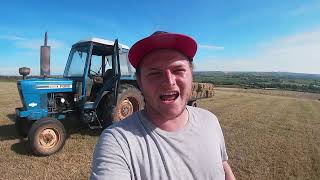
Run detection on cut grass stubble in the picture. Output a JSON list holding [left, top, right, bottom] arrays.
[[0, 82, 319, 180]]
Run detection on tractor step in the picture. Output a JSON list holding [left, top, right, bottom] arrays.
[[84, 102, 95, 110], [83, 110, 103, 129], [88, 124, 102, 129]]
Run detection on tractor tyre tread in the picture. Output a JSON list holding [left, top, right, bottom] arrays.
[[99, 84, 144, 128]]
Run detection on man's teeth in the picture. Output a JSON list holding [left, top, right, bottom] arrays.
[[160, 91, 179, 101], [162, 91, 178, 96]]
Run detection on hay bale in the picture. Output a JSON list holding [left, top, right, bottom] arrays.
[[192, 82, 198, 91], [196, 92, 202, 99], [205, 84, 209, 90], [198, 83, 205, 91], [198, 91, 206, 99], [207, 90, 214, 98], [195, 83, 200, 92], [209, 84, 214, 90], [190, 83, 215, 98], [191, 91, 197, 99]]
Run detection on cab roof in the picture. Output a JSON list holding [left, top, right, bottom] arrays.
[[76, 37, 130, 50]]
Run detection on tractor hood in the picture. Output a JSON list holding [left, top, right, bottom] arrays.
[[18, 78, 74, 94]]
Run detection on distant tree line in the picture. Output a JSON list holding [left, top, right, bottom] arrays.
[[2, 72, 320, 94], [193, 71, 320, 94]]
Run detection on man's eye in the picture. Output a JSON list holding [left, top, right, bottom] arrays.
[[173, 69, 186, 74]]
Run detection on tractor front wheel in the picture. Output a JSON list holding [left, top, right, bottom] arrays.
[[28, 117, 66, 156]]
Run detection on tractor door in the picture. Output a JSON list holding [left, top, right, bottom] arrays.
[[83, 40, 119, 104], [84, 39, 120, 110], [111, 39, 120, 106]]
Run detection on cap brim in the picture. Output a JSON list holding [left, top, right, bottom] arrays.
[[128, 33, 197, 68]]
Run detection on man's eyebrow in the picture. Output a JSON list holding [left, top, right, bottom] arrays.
[[168, 63, 189, 69], [172, 64, 186, 68], [144, 62, 188, 71], [145, 68, 161, 72]]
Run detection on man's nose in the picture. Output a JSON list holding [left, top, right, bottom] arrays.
[[163, 70, 175, 86]]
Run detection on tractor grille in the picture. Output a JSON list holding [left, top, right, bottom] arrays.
[[17, 81, 26, 109]]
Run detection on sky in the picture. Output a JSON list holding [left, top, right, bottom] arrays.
[[0, 0, 320, 75]]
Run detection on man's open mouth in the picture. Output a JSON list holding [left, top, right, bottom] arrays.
[[159, 91, 179, 102]]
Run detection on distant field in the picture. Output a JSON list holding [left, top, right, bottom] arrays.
[[194, 71, 320, 94], [0, 82, 319, 179]]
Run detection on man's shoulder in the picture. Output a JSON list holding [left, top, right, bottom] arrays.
[[187, 106, 221, 130], [102, 111, 145, 138], [187, 105, 218, 120]]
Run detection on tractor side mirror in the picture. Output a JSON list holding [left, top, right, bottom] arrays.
[[19, 67, 31, 80]]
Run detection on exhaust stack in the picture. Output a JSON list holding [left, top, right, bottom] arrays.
[[40, 32, 50, 76]]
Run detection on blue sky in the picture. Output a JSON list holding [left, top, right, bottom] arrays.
[[0, 0, 320, 75]]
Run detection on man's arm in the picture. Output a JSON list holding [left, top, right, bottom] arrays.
[[223, 161, 236, 180], [90, 130, 131, 180]]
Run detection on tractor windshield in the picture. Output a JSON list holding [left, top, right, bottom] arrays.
[[64, 46, 89, 77]]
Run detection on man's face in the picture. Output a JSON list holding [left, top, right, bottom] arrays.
[[137, 49, 192, 120]]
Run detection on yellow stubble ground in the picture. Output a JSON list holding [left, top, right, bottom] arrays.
[[0, 82, 319, 180]]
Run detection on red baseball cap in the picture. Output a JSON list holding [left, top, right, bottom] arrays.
[[128, 31, 197, 68]]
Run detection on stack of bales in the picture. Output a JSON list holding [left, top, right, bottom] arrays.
[[191, 82, 214, 99]]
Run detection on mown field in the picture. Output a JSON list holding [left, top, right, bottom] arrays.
[[1, 82, 320, 180]]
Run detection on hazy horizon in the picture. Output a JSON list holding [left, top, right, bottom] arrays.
[[1, 70, 320, 77]]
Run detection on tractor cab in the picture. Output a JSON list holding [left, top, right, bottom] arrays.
[[63, 38, 142, 128], [64, 38, 134, 106]]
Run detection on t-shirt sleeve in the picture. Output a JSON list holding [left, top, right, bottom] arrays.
[[90, 130, 131, 180], [209, 112, 229, 162], [218, 126, 228, 161], [215, 116, 228, 161]]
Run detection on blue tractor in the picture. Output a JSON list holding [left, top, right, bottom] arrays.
[[15, 38, 144, 156]]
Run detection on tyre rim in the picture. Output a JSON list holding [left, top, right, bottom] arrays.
[[118, 99, 134, 120], [39, 128, 59, 149]]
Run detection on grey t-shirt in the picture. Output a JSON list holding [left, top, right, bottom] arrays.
[[91, 106, 228, 180]]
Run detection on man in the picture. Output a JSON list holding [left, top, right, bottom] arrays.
[[91, 31, 236, 180]]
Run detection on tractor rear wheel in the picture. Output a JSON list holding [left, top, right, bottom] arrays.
[[112, 85, 144, 122], [99, 84, 144, 127], [28, 117, 66, 156]]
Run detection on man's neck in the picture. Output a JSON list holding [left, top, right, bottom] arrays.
[[143, 107, 189, 132]]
